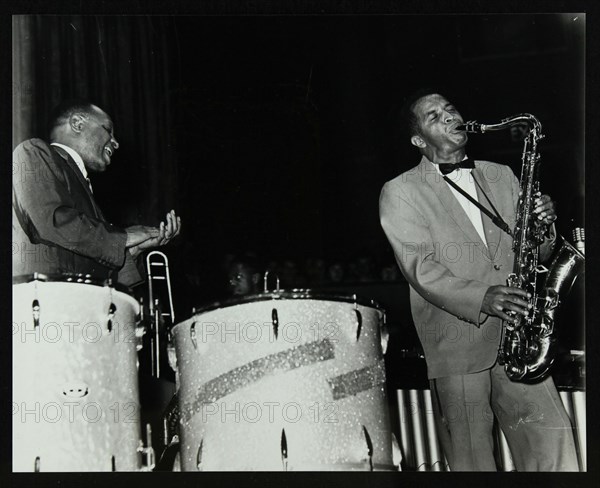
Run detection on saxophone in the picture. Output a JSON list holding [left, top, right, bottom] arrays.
[[458, 114, 585, 382]]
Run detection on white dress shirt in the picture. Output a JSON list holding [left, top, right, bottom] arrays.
[[431, 159, 488, 247]]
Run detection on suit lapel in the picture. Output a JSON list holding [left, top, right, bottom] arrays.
[[472, 164, 502, 260], [51, 145, 104, 220], [422, 158, 490, 256]]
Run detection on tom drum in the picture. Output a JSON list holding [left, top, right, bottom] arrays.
[[12, 274, 144, 472], [171, 290, 398, 471]]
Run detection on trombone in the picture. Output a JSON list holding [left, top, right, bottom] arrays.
[[146, 250, 175, 378]]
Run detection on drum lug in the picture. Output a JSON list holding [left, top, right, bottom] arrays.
[[379, 312, 389, 356], [107, 302, 117, 333], [362, 425, 374, 471], [355, 309, 363, 341], [353, 294, 363, 341], [272, 308, 279, 340], [196, 439, 203, 470], [190, 322, 197, 350], [32, 299, 40, 328], [380, 327, 389, 356], [281, 428, 288, 471]]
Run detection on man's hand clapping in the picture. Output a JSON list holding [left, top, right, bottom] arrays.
[[126, 210, 182, 258]]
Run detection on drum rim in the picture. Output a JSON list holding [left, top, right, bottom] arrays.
[[189, 288, 384, 316], [12, 272, 134, 295]]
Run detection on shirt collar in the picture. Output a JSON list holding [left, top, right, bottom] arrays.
[[429, 155, 472, 176], [50, 143, 89, 179]]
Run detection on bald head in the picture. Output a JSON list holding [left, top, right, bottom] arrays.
[[49, 100, 96, 140]]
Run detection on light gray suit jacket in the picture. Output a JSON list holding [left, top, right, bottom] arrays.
[[379, 156, 554, 378]]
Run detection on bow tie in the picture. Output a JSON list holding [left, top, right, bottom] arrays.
[[438, 158, 475, 175]]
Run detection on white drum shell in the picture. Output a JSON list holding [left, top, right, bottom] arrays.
[[12, 280, 142, 472], [172, 296, 395, 471]]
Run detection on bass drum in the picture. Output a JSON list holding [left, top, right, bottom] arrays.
[[171, 290, 398, 471], [12, 274, 144, 472]]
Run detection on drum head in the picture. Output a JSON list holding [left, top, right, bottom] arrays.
[[191, 289, 383, 316], [12, 272, 134, 295]]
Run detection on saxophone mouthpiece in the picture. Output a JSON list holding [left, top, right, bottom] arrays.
[[457, 121, 483, 133]]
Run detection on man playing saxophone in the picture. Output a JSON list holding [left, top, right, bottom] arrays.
[[379, 89, 578, 471]]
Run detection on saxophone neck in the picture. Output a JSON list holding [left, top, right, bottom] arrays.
[[457, 113, 543, 137]]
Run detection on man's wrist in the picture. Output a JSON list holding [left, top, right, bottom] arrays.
[[129, 245, 141, 259]]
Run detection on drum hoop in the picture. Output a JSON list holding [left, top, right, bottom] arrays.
[[12, 272, 134, 296], [190, 288, 384, 316]]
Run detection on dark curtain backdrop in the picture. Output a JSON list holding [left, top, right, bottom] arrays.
[[12, 15, 178, 228]]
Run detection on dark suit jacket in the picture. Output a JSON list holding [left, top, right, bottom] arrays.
[[12, 139, 143, 287], [379, 157, 554, 378]]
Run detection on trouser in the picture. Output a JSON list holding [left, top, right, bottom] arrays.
[[430, 362, 579, 471]]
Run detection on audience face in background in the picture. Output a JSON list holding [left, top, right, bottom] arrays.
[[217, 253, 401, 297], [281, 259, 305, 288], [227, 262, 260, 296], [381, 264, 401, 282], [304, 257, 327, 286], [327, 262, 345, 283]]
